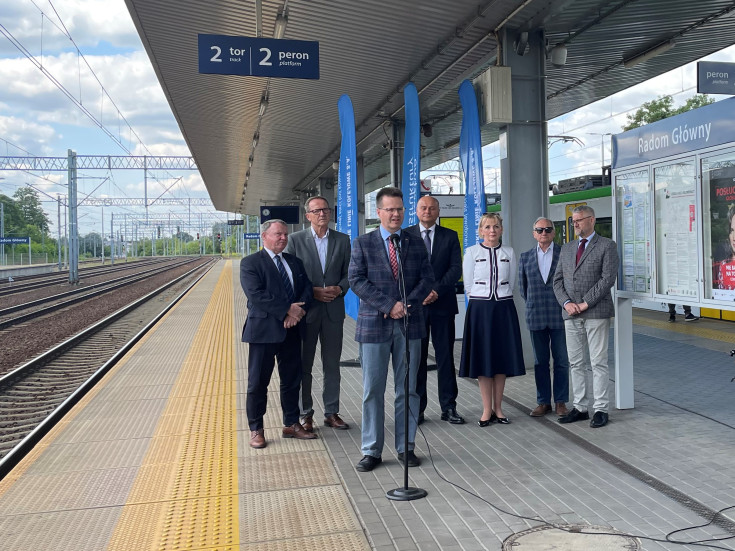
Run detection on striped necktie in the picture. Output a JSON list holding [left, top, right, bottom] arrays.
[[275, 255, 295, 303], [388, 237, 399, 279]]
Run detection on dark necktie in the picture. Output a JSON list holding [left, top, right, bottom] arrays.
[[576, 238, 588, 266], [423, 229, 431, 259], [388, 237, 399, 279], [276, 255, 295, 303]]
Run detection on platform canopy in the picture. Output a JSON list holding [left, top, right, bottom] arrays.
[[124, 0, 735, 215]]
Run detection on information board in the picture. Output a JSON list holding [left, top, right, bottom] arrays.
[[198, 34, 319, 80], [616, 170, 650, 294]]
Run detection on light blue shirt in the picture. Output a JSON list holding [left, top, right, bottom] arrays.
[[536, 242, 554, 283], [379, 226, 402, 260], [264, 247, 293, 286], [310, 227, 328, 273]]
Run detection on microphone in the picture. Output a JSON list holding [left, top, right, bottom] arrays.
[[389, 233, 401, 254]]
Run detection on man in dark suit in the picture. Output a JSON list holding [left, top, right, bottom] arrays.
[[518, 217, 569, 418], [240, 219, 317, 449], [348, 187, 434, 472], [405, 195, 464, 425], [553, 206, 619, 428], [285, 195, 351, 432]]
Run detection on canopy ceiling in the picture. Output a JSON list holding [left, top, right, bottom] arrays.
[[124, 0, 735, 214]]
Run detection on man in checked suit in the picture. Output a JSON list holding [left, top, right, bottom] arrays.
[[285, 195, 351, 432], [348, 187, 434, 472], [518, 217, 569, 418], [553, 206, 619, 428], [240, 219, 317, 449], [405, 195, 464, 425]]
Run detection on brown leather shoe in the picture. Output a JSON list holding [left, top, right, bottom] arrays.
[[555, 402, 569, 416], [301, 415, 314, 432], [282, 422, 318, 440], [249, 429, 266, 449], [530, 404, 552, 417], [324, 413, 350, 430]]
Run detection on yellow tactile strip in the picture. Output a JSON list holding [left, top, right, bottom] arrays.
[[106, 260, 239, 551], [633, 314, 735, 342]]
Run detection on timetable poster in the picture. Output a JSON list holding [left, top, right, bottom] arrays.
[[616, 170, 650, 293], [654, 162, 697, 299]]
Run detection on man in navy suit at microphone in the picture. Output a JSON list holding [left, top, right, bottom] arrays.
[[348, 187, 434, 472]]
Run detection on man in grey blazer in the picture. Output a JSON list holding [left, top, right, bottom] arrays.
[[518, 217, 569, 418], [553, 206, 619, 428], [285, 196, 351, 432]]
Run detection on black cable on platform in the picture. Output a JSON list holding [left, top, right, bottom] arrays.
[[412, 412, 735, 550]]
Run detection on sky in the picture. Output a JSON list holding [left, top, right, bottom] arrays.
[[1, 1, 735, 235]]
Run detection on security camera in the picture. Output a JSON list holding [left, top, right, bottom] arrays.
[[549, 44, 567, 68]]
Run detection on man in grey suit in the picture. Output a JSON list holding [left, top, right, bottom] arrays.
[[285, 195, 351, 432], [553, 206, 619, 428], [518, 217, 569, 418]]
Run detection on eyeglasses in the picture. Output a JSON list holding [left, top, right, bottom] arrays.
[[534, 227, 554, 234], [378, 207, 405, 214], [307, 207, 332, 215], [572, 215, 593, 225]]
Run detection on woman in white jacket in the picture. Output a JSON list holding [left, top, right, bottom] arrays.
[[459, 213, 525, 426]]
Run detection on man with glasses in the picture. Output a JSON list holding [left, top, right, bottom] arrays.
[[348, 187, 434, 472], [285, 196, 352, 432], [553, 206, 619, 428], [518, 217, 570, 418]]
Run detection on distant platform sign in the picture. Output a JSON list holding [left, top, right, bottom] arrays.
[[244, 233, 260, 240], [227, 219, 245, 225], [698, 61, 735, 95], [0, 237, 29, 244], [198, 34, 319, 80]]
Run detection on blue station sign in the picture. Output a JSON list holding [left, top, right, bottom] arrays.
[[697, 61, 735, 95], [612, 97, 735, 169], [243, 233, 261, 240], [198, 34, 319, 80], [0, 237, 29, 245]]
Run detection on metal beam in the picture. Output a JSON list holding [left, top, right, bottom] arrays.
[[0, 155, 197, 171]]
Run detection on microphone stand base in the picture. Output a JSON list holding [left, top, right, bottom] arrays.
[[386, 487, 428, 501]]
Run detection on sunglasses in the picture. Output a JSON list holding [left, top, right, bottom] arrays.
[[534, 227, 554, 234]]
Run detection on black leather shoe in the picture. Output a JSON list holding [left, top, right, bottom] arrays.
[[478, 418, 492, 427], [396, 450, 421, 467], [441, 408, 466, 424], [590, 411, 609, 428], [356, 455, 382, 472], [558, 408, 590, 424], [495, 416, 510, 424], [417, 413, 425, 425]]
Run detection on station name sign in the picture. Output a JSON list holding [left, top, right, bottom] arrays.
[[612, 97, 735, 169], [227, 219, 244, 225], [697, 61, 735, 95], [198, 34, 319, 80], [0, 237, 29, 245]]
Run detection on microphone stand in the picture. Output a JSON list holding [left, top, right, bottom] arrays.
[[386, 234, 427, 502]]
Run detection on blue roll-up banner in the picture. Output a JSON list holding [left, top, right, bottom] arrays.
[[336, 94, 359, 320], [458, 79, 485, 252], [402, 82, 420, 228]]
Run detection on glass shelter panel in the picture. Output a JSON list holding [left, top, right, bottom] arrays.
[[702, 148, 735, 301], [616, 169, 650, 293], [654, 160, 698, 300]]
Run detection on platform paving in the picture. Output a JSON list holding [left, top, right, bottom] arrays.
[[300, 306, 735, 551]]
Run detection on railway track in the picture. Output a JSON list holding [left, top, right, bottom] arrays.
[[0, 257, 173, 297], [0, 258, 200, 329], [0, 257, 218, 479]]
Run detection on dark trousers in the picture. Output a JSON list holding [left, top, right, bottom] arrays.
[[246, 327, 302, 431], [530, 327, 570, 405], [668, 304, 691, 315], [417, 310, 458, 414], [300, 315, 343, 417]]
